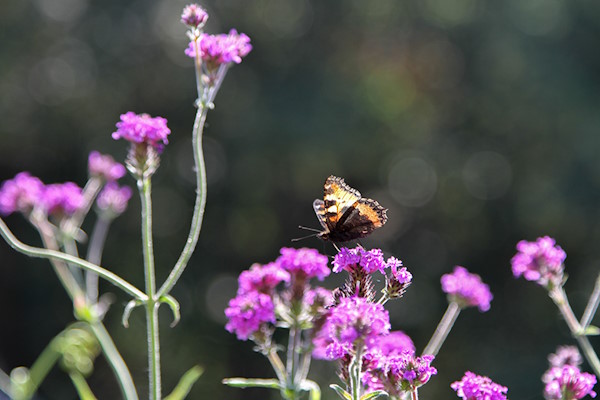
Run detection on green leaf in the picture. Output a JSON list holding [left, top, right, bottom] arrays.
[[222, 378, 280, 390], [583, 325, 600, 336], [159, 295, 181, 327], [121, 300, 144, 328], [164, 365, 203, 400], [329, 384, 352, 400], [300, 379, 321, 400], [361, 390, 388, 400]]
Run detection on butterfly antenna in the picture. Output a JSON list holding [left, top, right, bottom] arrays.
[[332, 242, 341, 252], [297, 225, 322, 233], [291, 232, 319, 242]]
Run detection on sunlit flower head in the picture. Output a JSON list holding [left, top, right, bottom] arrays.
[[451, 371, 508, 400], [112, 112, 171, 151], [276, 247, 330, 281], [441, 266, 493, 312], [237, 262, 290, 294], [185, 29, 252, 68], [511, 236, 566, 288], [543, 365, 596, 400], [225, 291, 275, 341]]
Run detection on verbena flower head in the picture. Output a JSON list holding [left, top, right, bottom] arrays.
[[238, 262, 290, 294], [383, 352, 437, 394], [304, 287, 333, 312], [511, 236, 566, 288], [96, 182, 132, 216], [41, 182, 84, 216], [549, 346, 583, 368], [312, 296, 390, 360], [0, 172, 44, 216], [225, 291, 275, 341], [333, 247, 387, 274], [88, 151, 126, 182], [386, 257, 413, 298], [451, 371, 508, 400], [374, 331, 415, 356], [181, 4, 208, 28], [543, 365, 597, 400], [276, 247, 330, 281], [362, 331, 416, 392], [112, 112, 171, 150], [185, 29, 252, 67], [441, 266, 493, 312]]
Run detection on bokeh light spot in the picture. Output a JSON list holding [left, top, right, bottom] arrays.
[[388, 156, 437, 207]]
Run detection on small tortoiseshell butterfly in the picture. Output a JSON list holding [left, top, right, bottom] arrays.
[[312, 175, 387, 242]]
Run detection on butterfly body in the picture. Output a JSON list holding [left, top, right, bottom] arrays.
[[313, 175, 387, 242]]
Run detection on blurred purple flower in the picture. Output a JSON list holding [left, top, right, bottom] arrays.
[[112, 112, 171, 150], [549, 346, 583, 368], [96, 182, 132, 215], [451, 371, 508, 400], [225, 291, 275, 341], [181, 4, 208, 28], [238, 262, 290, 294], [88, 151, 126, 182], [0, 172, 44, 216], [511, 236, 566, 288], [441, 266, 493, 312], [185, 29, 252, 67], [42, 182, 84, 216], [543, 365, 596, 400], [276, 247, 330, 281]]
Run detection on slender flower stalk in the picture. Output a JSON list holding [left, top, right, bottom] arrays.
[[423, 301, 461, 356], [85, 216, 111, 302], [581, 273, 600, 329]]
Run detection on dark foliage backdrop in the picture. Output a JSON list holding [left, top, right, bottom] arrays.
[[2, 0, 600, 398]]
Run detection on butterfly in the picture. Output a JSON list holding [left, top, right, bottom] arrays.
[[311, 175, 388, 242]]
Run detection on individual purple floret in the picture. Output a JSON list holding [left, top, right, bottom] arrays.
[[185, 29, 252, 67], [88, 151, 126, 182], [0, 172, 44, 216], [181, 4, 208, 28], [41, 182, 84, 216], [511, 236, 566, 288], [112, 112, 171, 150], [238, 262, 291, 294], [549, 346, 583, 368], [225, 291, 276, 341], [96, 182, 132, 215], [332, 247, 387, 275], [312, 296, 390, 360], [543, 365, 597, 400], [451, 371, 508, 400], [441, 266, 493, 312], [276, 247, 330, 281]]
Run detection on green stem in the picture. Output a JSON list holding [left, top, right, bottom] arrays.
[[139, 177, 161, 400], [86, 216, 112, 303], [89, 322, 139, 400], [0, 368, 10, 397], [69, 372, 98, 400], [422, 301, 461, 356], [157, 103, 208, 298], [24, 339, 62, 399], [286, 326, 298, 387], [550, 287, 600, 377], [350, 347, 364, 400], [581, 273, 600, 329], [266, 348, 287, 384], [0, 217, 147, 301]]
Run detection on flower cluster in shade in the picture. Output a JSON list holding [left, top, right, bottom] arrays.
[[451, 371, 508, 400], [441, 266, 493, 312], [185, 29, 252, 67], [543, 346, 596, 400], [312, 296, 390, 360], [511, 236, 566, 288], [181, 4, 208, 28], [225, 247, 331, 341], [0, 172, 84, 217], [96, 183, 132, 216], [112, 112, 171, 151], [88, 151, 126, 182]]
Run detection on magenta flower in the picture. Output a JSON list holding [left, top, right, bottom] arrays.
[[0, 172, 44, 216], [303, 287, 334, 311], [41, 182, 84, 216], [312, 296, 390, 360], [385, 257, 413, 298], [276, 247, 330, 281], [511, 236, 566, 288], [441, 266, 493, 312], [88, 151, 126, 182], [549, 346, 583, 368], [225, 291, 275, 341], [363, 332, 417, 392], [374, 351, 437, 395], [112, 112, 171, 150], [181, 4, 208, 28], [96, 182, 132, 215], [373, 331, 415, 356], [237, 262, 290, 294], [333, 247, 387, 274], [543, 365, 597, 400], [185, 29, 252, 67], [451, 371, 508, 400]]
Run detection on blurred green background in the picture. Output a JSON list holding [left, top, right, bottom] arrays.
[[2, 0, 600, 398]]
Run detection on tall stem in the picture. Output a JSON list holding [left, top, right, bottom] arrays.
[[350, 347, 363, 400], [422, 301, 461, 356], [139, 177, 161, 400], [266, 348, 287, 384], [581, 273, 600, 329], [549, 287, 600, 377], [410, 389, 419, 400], [86, 217, 111, 303]]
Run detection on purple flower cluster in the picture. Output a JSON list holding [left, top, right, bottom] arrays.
[[333, 246, 398, 275], [312, 296, 390, 360], [549, 346, 583, 368], [96, 183, 132, 215], [511, 236, 566, 288], [42, 182, 84, 216], [441, 266, 493, 312], [0, 172, 44, 216], [276, 247, 330, 281], [181, 4, 208, 28], [543, 365, 597, 400], [88, 151, 126, 182], [451, 371, 508, 400], [238, 262, 291, 294], [112, 112, 171, 150], [364, 350, 437, 395], [185, 29, 252, 67], [225, 291, 275, 341]]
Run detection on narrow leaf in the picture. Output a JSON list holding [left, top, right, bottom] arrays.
[[361, 390, 388, 400], [222, 377, 280, 389], [159, 295, 181, 327], [164, 365, 204, 400], [329, 384, 352, 400], [583, 325, 600, 336]]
